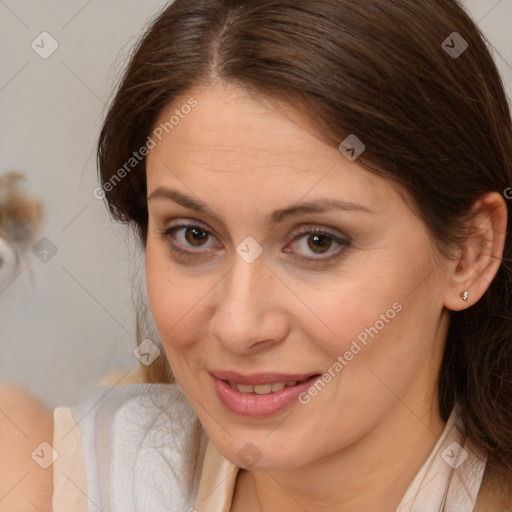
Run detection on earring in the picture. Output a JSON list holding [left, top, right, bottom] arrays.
[[461, 290, 468, 302]]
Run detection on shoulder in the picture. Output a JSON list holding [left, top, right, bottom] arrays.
[[53, 382, 205, 511], [0, 382, 53, 512]]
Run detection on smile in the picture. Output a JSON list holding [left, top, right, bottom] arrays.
[[209, 372, 321, 417]]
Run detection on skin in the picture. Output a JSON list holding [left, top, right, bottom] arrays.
[[0, 382, 54, 512], [144, 80, 507, 511]]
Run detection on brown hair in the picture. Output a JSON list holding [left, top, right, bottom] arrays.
[[97, 0, 512, 500]]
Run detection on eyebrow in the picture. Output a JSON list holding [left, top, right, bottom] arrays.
[[147, 187, 376, 225]]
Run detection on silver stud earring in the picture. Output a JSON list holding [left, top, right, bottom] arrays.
[[461, 290, 468, 302]]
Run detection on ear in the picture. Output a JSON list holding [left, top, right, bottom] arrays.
[[444, 192, 508, 311]]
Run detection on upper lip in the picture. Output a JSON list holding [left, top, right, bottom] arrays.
[[209, 370, 320, 385]]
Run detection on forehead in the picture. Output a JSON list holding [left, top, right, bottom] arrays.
[[146, 81, 399, 210]]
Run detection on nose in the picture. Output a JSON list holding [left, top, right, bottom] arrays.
[[209, 251, 289, 354]]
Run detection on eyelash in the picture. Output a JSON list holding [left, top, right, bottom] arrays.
[[157, 222, 351, 265]]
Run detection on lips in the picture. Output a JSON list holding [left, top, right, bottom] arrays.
[[210, 372, 322, 417]]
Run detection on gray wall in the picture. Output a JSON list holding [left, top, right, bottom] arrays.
[[0, 0, 511, 408]]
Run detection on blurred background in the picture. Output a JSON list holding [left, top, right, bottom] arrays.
[[0, 0, 511, 409]]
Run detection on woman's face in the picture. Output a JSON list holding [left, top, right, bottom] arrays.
[[145, 81, 451, 470]]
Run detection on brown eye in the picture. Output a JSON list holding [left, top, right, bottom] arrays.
[[288, 226, 351, 264], [160, 223, 218, 257], [184, 226, 209, 247], [306, 233, 333, 254]]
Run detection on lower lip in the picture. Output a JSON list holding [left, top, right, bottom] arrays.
[[211, 373, 321, 417]]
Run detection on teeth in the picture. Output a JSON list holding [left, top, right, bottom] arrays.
[[231, 380, 299, 394], [236, 383, 254, 393], [271, 382, 286, 392], [254, 384, 272, 395]]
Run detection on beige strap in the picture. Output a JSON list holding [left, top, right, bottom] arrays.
[[52, 406, 89, 512], [193, 439, 240, 512]]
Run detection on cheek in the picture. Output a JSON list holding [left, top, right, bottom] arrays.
[[308, 277, 442, 414], [145, 242, 185, 348], [292, 253, 434, 383], [145, 243, 169, 329], [145, 253, 191, 380], [145, 240, 212, 360], [288, 265, 403, 354]]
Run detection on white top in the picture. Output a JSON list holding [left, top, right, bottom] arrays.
[[52, 383, 487, 512]]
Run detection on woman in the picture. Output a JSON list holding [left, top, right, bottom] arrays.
[[52, 0, 512, 510]]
